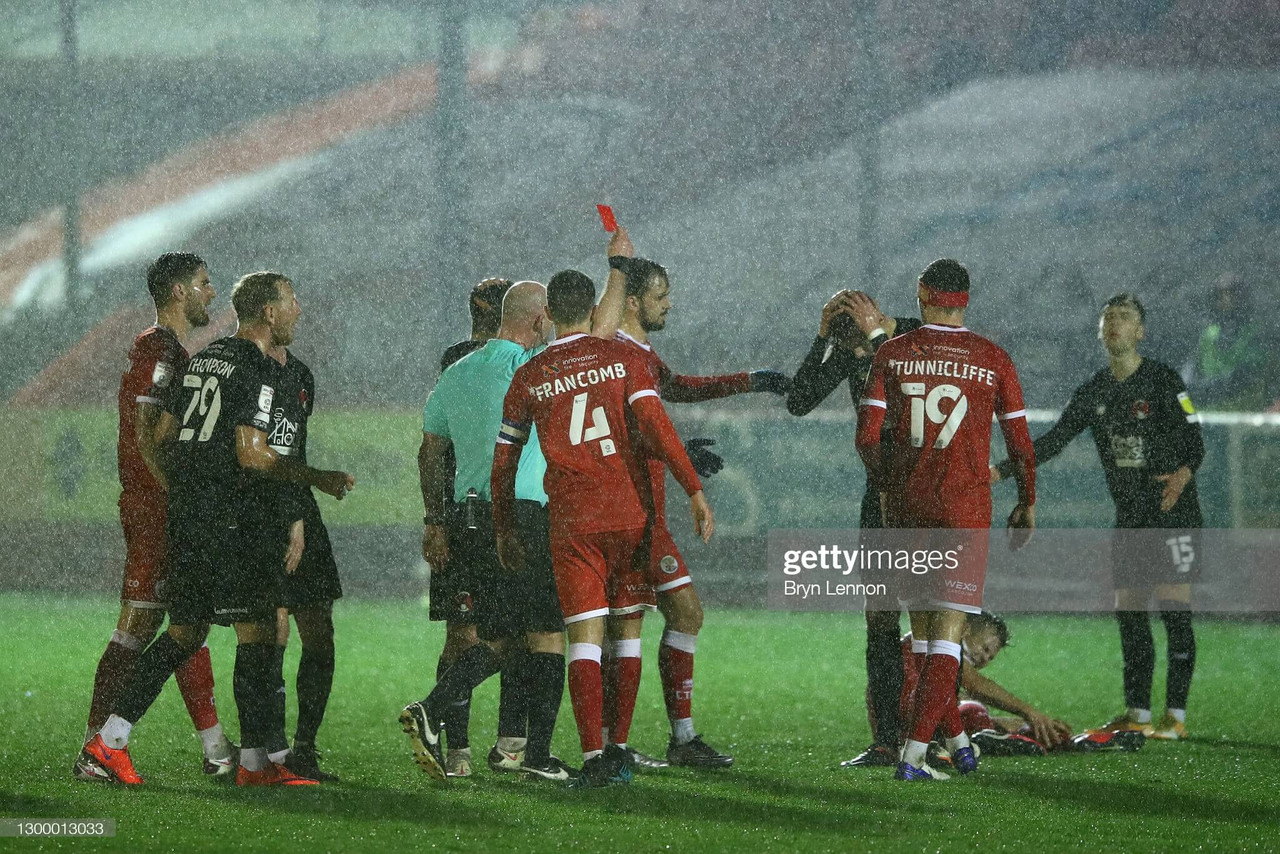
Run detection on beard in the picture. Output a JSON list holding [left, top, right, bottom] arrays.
[[640, 312, 667, 332], [186, 302, 211, 328]]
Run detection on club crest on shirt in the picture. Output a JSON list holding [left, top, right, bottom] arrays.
[[1131, 399, 1150, 420], [660, 555, 679, 574], [151, 361, 174, 388]]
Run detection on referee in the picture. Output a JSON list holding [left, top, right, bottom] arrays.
[[401, 281, 573, 782]]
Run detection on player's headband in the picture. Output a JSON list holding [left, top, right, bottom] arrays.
[[918, 283, 969, 309]]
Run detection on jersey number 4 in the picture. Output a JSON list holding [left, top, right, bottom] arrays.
[[179, 375, 222, 442], [902, 382, 968, 449], [569, 391, 616, 457]]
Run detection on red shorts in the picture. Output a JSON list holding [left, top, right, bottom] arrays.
[[119, 495, 169, 608], [550, 527, 647, 624], [609, 521, 694, 612], [959, 700, 994, 734], [895, 526, 990, 614]]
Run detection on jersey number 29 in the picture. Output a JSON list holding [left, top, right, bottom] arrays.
[[902, 382, 968, 449], [179, 375, 222, 442]]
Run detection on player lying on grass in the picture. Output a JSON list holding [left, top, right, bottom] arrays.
[[889, 611, 1072, 752]]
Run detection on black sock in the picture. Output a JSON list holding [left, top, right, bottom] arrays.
[[114, 632, 197, 724], [865, 612, 903, 746], [266, 645, 289, 755], [497, 650, 531, 740], [436, 654, 472, 751], [1159, 604, 1196, 711], [233, 643, 278, 751], [1116, 611, 1154, 711], [425, 645, 500, 732], [295, 645, 336, 746], [523, 652, 565, 766]]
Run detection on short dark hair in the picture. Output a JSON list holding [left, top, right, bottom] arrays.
[[1103, 292, 1145, 323], [470, 278, 513, 331], [231, 271, 290, 321], [623, 258, 668, 301], [968, 610, 1010, 647], [547, 270, 596, 325], [146, 252, 205, 307], [919, 258, 970, 293]]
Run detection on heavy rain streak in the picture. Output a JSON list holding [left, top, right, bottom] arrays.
[[0, 1, 1277, 850]]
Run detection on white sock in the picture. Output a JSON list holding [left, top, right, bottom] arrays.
[[901, 739, 929, 768], [240, 747, 268, 772], [945, 731, 971, 754], [672, 717, 695, 745], [198, 724, 227, 757], [1168, 708, 1186, 723], [614, 742, 627, 750], [100, 715, 132, 750], [582, 749, 602, 762], [268, 748, 291, 764], [1128, 708, 1152, 724], [496, 736, 527, 753]]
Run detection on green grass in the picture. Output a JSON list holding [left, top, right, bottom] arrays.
[[3, 594, 1279, 852]]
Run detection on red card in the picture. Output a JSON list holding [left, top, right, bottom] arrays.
[[596, 204, 618, 232]]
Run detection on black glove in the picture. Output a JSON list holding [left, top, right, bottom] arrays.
[[749, 369, 791, 395], [684, 437, 724, 478]]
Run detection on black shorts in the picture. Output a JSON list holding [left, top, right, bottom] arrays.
[[166, 504, 281, 627], [435, 500, 562, 640], [1110, 527, 1202, 589], [429, 501, 478, 623], [280, 497, 342, 610]]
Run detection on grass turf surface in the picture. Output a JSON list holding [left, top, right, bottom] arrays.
[[2, 594, 1279, 852]]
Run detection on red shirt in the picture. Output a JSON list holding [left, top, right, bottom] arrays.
[[616, 330, 749, 520], [493, 334, 701, 536], [117, 325, 187, 500], [857, 324, 1035, 527]]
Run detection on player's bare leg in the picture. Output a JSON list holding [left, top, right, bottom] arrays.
[[898, 609, 972, 780], [657, 585, 732, 768]]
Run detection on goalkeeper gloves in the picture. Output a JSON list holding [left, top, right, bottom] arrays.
[[684, 437, 724, 478], [749, 369, 791, 395]]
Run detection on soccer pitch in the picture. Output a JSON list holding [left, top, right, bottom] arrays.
[[3, 594, 1278, 852]]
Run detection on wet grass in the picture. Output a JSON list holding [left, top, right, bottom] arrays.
[[3, 595, 1278, 852]]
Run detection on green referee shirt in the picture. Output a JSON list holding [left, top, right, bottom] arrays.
[[422, 338, 548, 504]]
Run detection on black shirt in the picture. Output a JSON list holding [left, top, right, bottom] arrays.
[[996, 358, 1204, 528], [440, 339, 485, 373], [252, 349, 318, 526], [162, 336, 277, 522], [787, 317, 923, 415]]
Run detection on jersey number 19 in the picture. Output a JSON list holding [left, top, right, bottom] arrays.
[[902, 382, 968, 449]]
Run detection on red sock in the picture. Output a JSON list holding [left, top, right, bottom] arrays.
[[174, 643, 219, 731], [908, 652, 961, 745], [610, 639, 643, 745], [658, 630, 696, 723], [567, 644, 604, 756], [86, 632, 143, 734]]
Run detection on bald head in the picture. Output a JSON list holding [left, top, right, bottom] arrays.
[[498, 280, 551, 348]]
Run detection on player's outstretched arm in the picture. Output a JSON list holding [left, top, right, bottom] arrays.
[[592, 227, 632, 340], [235, 425, 355, 500], [992, 389, 1090, 484], [961, 667, 1071, 747], [418, 431, 452, 568]]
